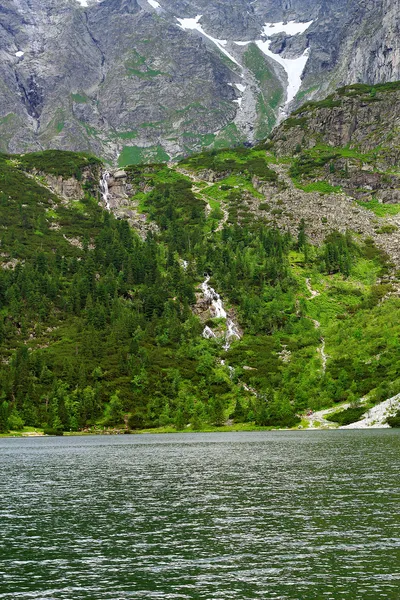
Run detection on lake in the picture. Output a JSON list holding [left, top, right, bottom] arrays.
[[1, 431, 400, 599]]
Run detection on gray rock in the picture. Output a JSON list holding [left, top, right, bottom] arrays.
[[0, 0, 399, 163]]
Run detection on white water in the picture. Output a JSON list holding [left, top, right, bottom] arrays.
[[201, 276, 227, 319], [100, 172, 111, 211], [201, 276, 241, 350], [203, 326, 217, 339], [319, 338, 327, 373], [224, 319, 241, 351]]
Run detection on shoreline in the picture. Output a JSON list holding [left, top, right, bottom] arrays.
[[2, 397, 399, 438], [1, 423, 398, 439]]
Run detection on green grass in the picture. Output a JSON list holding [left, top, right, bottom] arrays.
[[71, 93, 88, 104], [127, 68, 165, 78], [64, 422, 292, 435], [118, 131, 139, 140], [244, 43, 283, 136], [295, 85, 320, 102], [0, 427, 45, 438], [213, 124, 245, 149], [356, 198, 400, 217], [118, 145, 170, 167]]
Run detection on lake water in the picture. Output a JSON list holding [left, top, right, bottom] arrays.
[[1, 431, 400, 599]]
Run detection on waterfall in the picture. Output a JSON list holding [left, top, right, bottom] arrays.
[[203, 325, 216, 339], [201, 276, 241, 350], [224, 319, 241, 351], [201, 276, 227, 319], [100, 171, 111, 210]]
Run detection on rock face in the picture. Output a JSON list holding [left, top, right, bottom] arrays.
[[0, 0, 399, 164], [271, 82, 400, 188]]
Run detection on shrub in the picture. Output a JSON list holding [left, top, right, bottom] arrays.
[[43, 427, 64, 436], [8, 411, 24, 431], [386, 410, 400, 428], [326, 406, 366, 426]]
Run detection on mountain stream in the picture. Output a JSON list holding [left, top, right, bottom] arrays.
[[201, 276, 240, 351], [100, 171, 111, 210]]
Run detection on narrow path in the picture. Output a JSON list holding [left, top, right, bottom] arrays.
[[216, 204, 229, 231], [318, 338, 327, 373], [306, 277, 320, 298], [176, 167, 228, 230], [175, 167, 214, 186]]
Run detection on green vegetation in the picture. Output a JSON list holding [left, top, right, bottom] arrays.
[[386, 409, 400, 428], [291, 82, 400, 119], [244, 43, 283, 136], [213, 124, 245, 149], [181, 147, 278, 182], [290, 148, 341, 180], [356, 198, 400, 217], [326, 406, 367, 425], [0, 141, 399, 435], [71, 93, 88, 104], [337, 81, 400, 97], [118, 131, 139, 140], [295, 85, 320, 102], [15, 150, 102, 179], [124, 50, 167, 78], [118, 145, 170, 167], [376, 224, 398, 234]]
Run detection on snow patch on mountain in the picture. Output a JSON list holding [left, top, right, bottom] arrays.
[[256, 41, 310, 105], [148, 0, 161, 8], [235, 21, 313, 108], [263, 21, 313, 37], [176, 15, 242, 68], [235, 83, 246, 92]]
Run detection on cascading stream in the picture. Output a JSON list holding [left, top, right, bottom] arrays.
[[201, 276, 260, 399], [100, 171, 111, 211], [201, 276, 240, 350]]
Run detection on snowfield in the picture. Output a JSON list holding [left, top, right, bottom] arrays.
[[177, 15, 242, 68]]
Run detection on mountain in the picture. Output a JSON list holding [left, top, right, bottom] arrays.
[[1, 81, 400, 434], [1, 0, 399, 164]]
